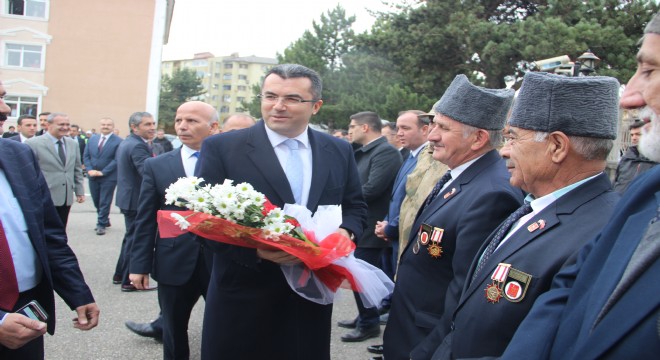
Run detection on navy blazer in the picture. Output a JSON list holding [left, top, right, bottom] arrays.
[[384, 150, 524, 360], [501, 167, 660, 360], [83, 134, 122, 182], [115, 133, 151, 211], [0, 140, 94, 334], [418, 173, 619, 360], [129, 148, 202, 285]]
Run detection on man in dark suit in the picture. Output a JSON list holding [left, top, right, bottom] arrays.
[[414, 72, 622, 360], [196, 64, 367, 360], [382, 75, 524, 360], [0, 80, 99, 359], [499, 12, 660, 360], [114, 111, 156, 291], [338, 111, 401, 342], [70, 124, 87, 162], [2, 125, 16, 138], [129, 101, 219, 359], [25, 113, 85, 227], [9, 115, 38, 143], [83, 117, 122, 236], [35, 112, 50, 136]]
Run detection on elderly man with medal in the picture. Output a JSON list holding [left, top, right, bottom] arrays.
[[380, 75, 525, 360], [410, 72, 621, 360]]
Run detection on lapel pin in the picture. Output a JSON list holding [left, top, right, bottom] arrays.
[[443, 188, 456, 199]]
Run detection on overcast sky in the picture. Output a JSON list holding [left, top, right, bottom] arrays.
[[162, 0, 396, 60]]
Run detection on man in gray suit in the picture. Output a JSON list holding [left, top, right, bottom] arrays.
[[25, 112, 84, 226]]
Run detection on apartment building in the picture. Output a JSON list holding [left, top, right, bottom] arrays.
[[0, 0, 174, 135], [162, 52, 277, 119]]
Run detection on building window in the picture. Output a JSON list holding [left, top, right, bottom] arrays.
[[5, 95, 39, 118], [237, 97, 245, 102], [223, 95, 231, 102], [239, 64, 248, 69], [214, 73, 220, 78], [212, 84, 219, 89], [6, 0, 47, 18], [237, 85, 247, 91], [196, 70, 206, 78], [220, 106, 230, 113], [212, 95, 218, 101], [222, 85, 231, 90], [238, 75, 248, 80], [224, 63, 233, 69], [5, 43, 43, 69], [223, 73, 232, 80]]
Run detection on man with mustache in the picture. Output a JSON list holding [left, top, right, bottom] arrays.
[[499, 12, 660, 359]]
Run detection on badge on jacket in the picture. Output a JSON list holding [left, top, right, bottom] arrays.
[[414, 223, 445, 258], [485, 263, 532, 303]]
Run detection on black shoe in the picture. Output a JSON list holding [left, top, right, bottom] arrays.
[[96, 227, 106, 235], [367, 344, 384, 354], [340, 326, 380, 342], [112, 274, 122, 285], [337, 317, 358, 329], [125, 320, 163, 342], [379, 312, 389, 325], [121, 284, 157, 292]]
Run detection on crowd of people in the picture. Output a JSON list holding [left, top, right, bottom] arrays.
[[0, 11, 659, 360]]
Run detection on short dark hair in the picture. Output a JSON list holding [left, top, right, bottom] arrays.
[[263, 64, 323, 100], [71, 124, 80, 130], [630, 119, 645, 130], [398, 110, 429, 127], [17, 114, 36, 125], [350, 111, 382, 132], [128, 111, 153, 132], [38, 112, 50, 117]]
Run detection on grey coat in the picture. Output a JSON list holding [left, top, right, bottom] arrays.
[[26, 134, 84, 206]]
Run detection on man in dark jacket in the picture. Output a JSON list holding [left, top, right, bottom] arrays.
[[613, 119, 657, 193], [339, 111, 402, 342]]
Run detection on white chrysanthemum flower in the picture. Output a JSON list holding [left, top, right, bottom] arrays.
[[170, 213, 191, 230]]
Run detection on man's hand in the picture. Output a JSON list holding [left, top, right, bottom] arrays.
[[72, 303, 99, 331], [129, 274, 150, 290], [76, 195, 85, 203], [0, 313, 47, 349], [256, 249, 301, 265], [375, 221, 389, 240], [87, 170, 103, 177]]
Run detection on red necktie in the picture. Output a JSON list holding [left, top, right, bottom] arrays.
[[0, 219, 19, 311], [98, 136, 106, 152]]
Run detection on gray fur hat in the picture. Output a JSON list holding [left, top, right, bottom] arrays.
[[508, 72, 620, 139], [645, 12, 660, 34], [434, 75, 514, 131]]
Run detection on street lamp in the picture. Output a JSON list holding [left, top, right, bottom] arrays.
[[576, 50, 600, 76]]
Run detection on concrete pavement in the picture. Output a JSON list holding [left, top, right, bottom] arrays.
[[42, 186, 384, 359]]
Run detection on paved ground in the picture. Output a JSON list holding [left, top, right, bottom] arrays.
[[43, 183, 383, 359]]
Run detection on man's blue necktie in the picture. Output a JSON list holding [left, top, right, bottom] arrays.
[[284, 139, 303, 204]]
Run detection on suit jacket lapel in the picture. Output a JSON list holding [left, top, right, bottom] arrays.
[[306, 130, 331, 211], [166, 148, 186, 178]]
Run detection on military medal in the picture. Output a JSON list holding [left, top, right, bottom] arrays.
[[527, 219, 546, 233], [427, 227, 444, 258], [485, 263, 511, 303], [412, 240, 420, 254], [485, 283, 502, 303]]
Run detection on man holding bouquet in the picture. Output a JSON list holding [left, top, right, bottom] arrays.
[[196, 64, 368, 360]]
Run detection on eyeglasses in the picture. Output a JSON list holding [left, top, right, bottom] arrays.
[[257, 94, 317, 106]]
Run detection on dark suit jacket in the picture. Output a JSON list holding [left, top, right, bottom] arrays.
[[8, 134, 21, 142], [83, 134, 122, 183], [196, 120, 367, 359], [418, 173, 619, 360], [0, 140, 94, 334], [129, 148, 202, 285], [354, 136, 402, 248], [115, 133, 151, 211], [384, 150, 524, 360], [501, 167, 660, 360], [72, 135, 86, 163]]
